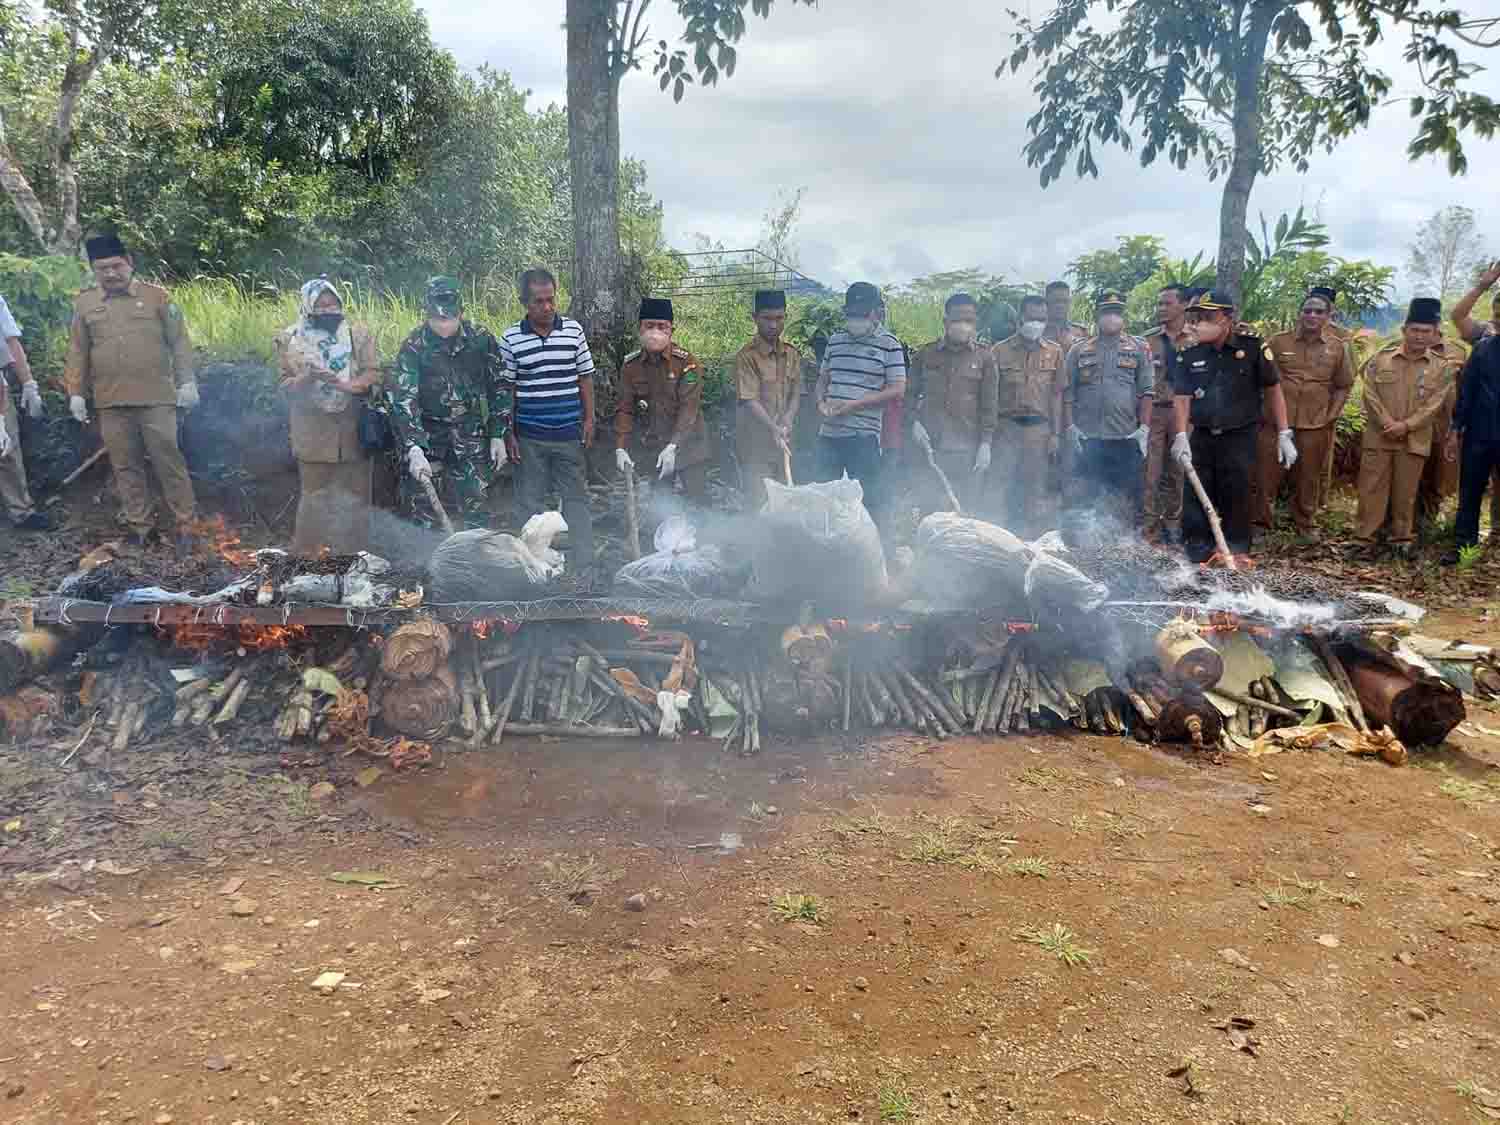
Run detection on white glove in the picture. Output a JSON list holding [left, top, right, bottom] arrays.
[[1277, 428, 1299, 470], [1130, 424, 1149, 460], [616, 447, 634, 474], [657, 443, 677, 480], [406, 445, 433, 482], [912, 420, 932, 452], [1170, 431, 1192, 470], [20, 381, 42, 419], [973, 441, 991, 474], [0, 418, 10, 460], [489, 437, 507, 471], [176, 381, 200, 410], [1065, 424, 1085, 456], [69, 395, 89, 424]]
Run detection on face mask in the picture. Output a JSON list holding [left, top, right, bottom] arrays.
[[428, 316, 461, 339], [845, 317, 875, 338], [1097, 313, 1125, 334], [1019, 321, 1046, 342], [640, 328, 670, 353], [945, 322, 976, 345], [309, 313, 343, 335]]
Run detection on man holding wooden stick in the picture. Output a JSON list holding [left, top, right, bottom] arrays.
[[733, 289, 801, 511], [910, 292, 1000, 518], [1171, 290, 1294, 563]]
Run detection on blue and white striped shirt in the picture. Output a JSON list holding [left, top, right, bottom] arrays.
[[819, 328, 907, 438], [500, 316, 595, 441]]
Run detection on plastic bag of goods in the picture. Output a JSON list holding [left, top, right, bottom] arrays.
[[427, 512, 568, 603], [749, 477, 887, 605], [910, 512, 1033, 608], [614, 516, 727, 598], [1024, 539, 1110, 612]]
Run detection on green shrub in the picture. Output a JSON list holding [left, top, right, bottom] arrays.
[[0, 254, 89, 383]]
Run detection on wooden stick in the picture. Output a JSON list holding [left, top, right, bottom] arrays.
[[842, 652, 853, 732], [898, 666, 960, 734], [473, 647, 492, 743], [972, 669, 1000, 734], [213, 678, 252, 725], [781, 443, 793, 487], [1182, 460, 1235, 570], [919, 436, 962, 514], [624, 465, 641, 561], [1307, 635, 1369, 733], [1206, 686, 1300, 721], [490, 639, 528, 745], [519, 647, 541, 722], [113, 701, 139, 751], [56, 446, 108, 490], [174, 677, 213, 704], [419, 474, 454, 534], [480, 652, 522, 673], [877, 666, 917, 728]]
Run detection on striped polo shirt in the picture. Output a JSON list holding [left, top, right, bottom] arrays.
[[819, 328, 907, 439], [500, 315, 595, 441]]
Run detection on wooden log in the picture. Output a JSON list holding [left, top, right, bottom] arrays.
[[877, 666, 917, 729], [972, 669, 1000, 734], [112, 701, 140, 751], [984, 644, 1022, 733], [858, 672, 882, 727], [519, 647, 542, 723], [174, 677, 214, 705], [1206, 685, 1301, 721], [458, 662, 478, 737], [489, 640, 529, 745], [842, 652, 853, 733], [213, 677, 252, 725], [473, 650, 493, 742], [501, 723, 641, 738], [623, 464, 641, 561], [588, 649, 680, 666], [585, 665, 654, 734], [1155, 621, 1224, 689], [1181, 460, 1235, 569], [899, 666, 961, 734], [1307, 635, 1369, 733], [1342, 652, 1465, 747], [480, 652, 522, 673]]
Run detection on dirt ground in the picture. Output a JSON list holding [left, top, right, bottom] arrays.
[[5, 482, 1500, 1124]]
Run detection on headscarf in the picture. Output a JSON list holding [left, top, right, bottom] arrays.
[[286, 278, 355, 414]]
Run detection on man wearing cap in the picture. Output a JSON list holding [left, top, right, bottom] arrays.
[[988, 294, 1061, 532], [909, 293, 999, 517], [1352, 298, 1459, 559], [64, 234, 198, 552], [814, 283, 907, 520], [1059, 291, 1154, 527], [734, 290, 801, 510], [500, 267, 596, 572], [392, 276, 511, 531], [1251, 287, 1354, 539], [1170, 290, 1294, 562], [1142, 285, 1192, 544], [616, 297, 710, 503], [0, 292, 50, 532]]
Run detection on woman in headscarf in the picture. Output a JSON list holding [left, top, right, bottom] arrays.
[[275, 278, 380, 555]]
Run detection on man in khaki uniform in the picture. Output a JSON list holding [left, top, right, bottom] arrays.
[[1142, 284, 1191, 544], [990, 294, 1061, 533], [614, 297, 710, 502], [1252, 287, 1354, 538], [734, 290, 801, 510], [0, 293, 50, 531], [1353, 298, 1458, 559], [64, 235, 198, 551], [910, 293, 999, 517]]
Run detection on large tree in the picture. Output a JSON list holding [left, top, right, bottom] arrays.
[[564, 0, 811, 348], [998, 2, 1500, 300], [1405, 204, 1489, 300]]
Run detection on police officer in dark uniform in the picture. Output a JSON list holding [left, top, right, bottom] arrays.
[[1169, 290, 1295, 562]]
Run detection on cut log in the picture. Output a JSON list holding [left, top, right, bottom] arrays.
[[213, 677, 252, 725], [381, 664, 459, 739], [1343, 653, 1465, 747], [1155, 620, 1224, 689], [381, 618, 452, 681]]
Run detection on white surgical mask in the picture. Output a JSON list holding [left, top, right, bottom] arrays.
[[640, 328, 670, 353], [845, 316, 875, 338], [1097, 313, 1125, 334], [945, 322, 976, 345], [1019, 321, 1046, 342]]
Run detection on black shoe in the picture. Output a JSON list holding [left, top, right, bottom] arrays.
[[1440, 549, 1461, 566], [13, 511, 50, 531]]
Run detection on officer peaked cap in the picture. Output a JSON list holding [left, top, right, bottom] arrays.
[[1188, 289, 1235, 313], [639, 297, 674, 322]]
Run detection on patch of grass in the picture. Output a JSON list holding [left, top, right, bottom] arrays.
[[899, 814, 1016, 870], [1014, 923, 1093, 967], [141, 827, 187, 850], [772, 892, 826, 924], [1008, 857, 1052, 879], [877, 1082, 915, 1122], [537, 855, 615, 900], [1018, 765, 1072, 791], [1098, 810, 1148, 841], [1440, 776, 1500, 805], [745, 801, 770, 822], [1260, 872, 1364, 910], [0, 576, 34, 599], [269, 776, 315, 820], [1068, 814, 1090, 833], [1458, 543, 1484, 573], [835, 809, 896, 838]]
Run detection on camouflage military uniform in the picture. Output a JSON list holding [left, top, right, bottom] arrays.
[[390, 321, 511, 529]]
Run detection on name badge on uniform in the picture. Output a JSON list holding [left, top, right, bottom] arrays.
[[1235, 349, 1245, 360], [1193, 388, 1205, 399]]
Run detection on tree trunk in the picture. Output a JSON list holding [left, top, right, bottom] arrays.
[[1215, 8, 1276, 304], [0, 136, 52, 251], [566, 0, 625, 349]]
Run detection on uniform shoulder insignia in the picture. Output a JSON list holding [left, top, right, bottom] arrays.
[[623, 349, 642, 364], [670, 343, 691, 360], [1262, 344, 1275, 362]]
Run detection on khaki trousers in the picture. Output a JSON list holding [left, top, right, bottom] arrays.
[[1143, 406, 1183, 535], [97, 405, 196, 533], [989, 417, 1053, 535], [1254, 422, 1333, 532], [0, 410, 36, 523], [293, 459, 372, 556], [1355, 447, 1426, 544]]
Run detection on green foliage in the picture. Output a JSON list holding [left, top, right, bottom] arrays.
[[1239, 208, 1394, 329], [0, 254, 88, 380], [652, 0, 818, 103], [1068, 236, 1167, 298], [1406, 206, 1490, 300]]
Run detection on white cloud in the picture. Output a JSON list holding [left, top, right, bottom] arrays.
[[419, 0, 1498, 295]]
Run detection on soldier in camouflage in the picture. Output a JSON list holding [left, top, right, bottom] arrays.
[[389, 277, 512, 530]]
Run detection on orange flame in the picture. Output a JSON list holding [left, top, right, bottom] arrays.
[[188, 515, 256, 568], [471, 619, 493, 640], [163, 623, 309, 652]]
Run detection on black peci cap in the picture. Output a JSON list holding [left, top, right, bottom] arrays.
[[1405, 297, 1441, 325], [639, 296, 674, 322]]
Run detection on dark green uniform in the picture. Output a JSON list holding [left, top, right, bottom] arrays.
[[390, 321, 512, 529]]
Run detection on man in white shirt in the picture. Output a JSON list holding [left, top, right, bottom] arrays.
[[0, 295, 50, 531]]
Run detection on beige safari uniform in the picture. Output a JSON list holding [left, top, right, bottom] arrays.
[[734, 335, 801, 510], [1253, 327, 1354, 532], [615, 345, 710, 501], [911, 337, 999, 515], [1355, 344, 1458, 544], [990, 334, 1062, 533], [274, 324, 381, 555], [63, 280, 197, 534], [0, 374, 37, 524], [1142, 325, 1190, 537]]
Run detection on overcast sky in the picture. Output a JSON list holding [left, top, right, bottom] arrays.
[[419, 1, 1499, 297]]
